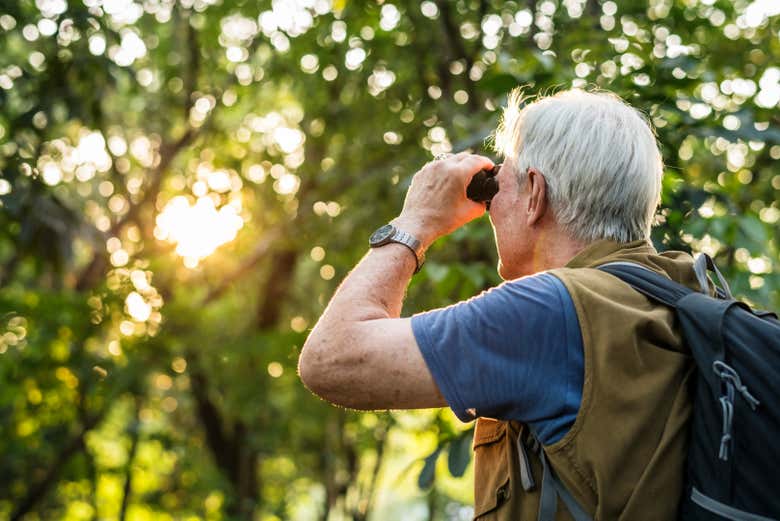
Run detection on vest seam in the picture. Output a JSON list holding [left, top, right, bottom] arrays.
[[544, 269, 594, 456], [561, 443, 598, 496]]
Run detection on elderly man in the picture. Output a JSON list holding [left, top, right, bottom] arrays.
[[299, 88, 697, 520]]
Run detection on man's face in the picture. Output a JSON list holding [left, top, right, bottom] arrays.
[[487, 163, 534, 280]]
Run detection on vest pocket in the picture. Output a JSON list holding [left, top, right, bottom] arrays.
[[472, 418, 511, 519]]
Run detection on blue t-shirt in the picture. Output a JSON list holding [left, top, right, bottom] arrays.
[[411, 273, 584, 445]]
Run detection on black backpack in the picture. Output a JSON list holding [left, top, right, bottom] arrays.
[[598, 255, 780, 521]]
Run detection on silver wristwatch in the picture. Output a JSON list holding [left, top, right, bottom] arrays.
[[368, 223, 425, 273]]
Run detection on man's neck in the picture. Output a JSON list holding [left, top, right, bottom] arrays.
[[516, 228, 588, 277], [536, 233, 588, 269]]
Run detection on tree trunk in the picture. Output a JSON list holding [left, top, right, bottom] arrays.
[[119, 403, 142, 521], [10, 413, 105, 521], [255, 249, 298, 329]]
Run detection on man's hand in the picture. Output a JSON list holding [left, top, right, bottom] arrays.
[[393, 152, 495, 250]]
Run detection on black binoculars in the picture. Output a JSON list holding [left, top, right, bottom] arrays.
[[467, 164, 501, 209]]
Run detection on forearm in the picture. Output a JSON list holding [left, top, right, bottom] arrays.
[[315, 215, 434, 324], [299, 236, 432, 406], [320, 244, 417, 323]]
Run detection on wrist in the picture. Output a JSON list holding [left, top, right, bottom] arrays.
[[390, 215, 437, 251]]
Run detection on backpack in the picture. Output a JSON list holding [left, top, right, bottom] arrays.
[[597, 254, 780, 521]]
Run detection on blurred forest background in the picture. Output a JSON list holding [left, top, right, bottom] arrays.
[[0, 0, 778, 519]]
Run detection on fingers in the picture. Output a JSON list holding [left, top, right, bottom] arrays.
[[427, 151, 494, 184], [458, 154, 494, 169], [434, 151, 492, 166], [433, 150, 481, 162], [452, 154, 495, 182]]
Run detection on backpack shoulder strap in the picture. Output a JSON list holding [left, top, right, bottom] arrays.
[[694, 253, 733, 299], [597, 261, 697, 308], [537, 446, 593, 521]]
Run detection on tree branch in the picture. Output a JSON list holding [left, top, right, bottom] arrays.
[[203, 231, 281, 304], [75, 12, 203, 291], [436, 0, 480, 110], [188, 358, 233, 473], [353, 418, 392, 521], [255, 248, 298, 329], [10, 411, 107, 521], [110, 128, 197, 236], [119, 400, 142, 521]]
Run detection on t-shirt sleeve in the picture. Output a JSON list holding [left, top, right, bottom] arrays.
[[411, 272, 583, 444]]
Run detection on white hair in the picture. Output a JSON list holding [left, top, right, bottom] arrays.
[[494, 87, 664, 244]]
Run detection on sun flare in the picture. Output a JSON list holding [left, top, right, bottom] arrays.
[[154, 195, 244, 268]]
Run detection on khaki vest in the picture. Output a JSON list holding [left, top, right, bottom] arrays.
[[472, 240, 698, 520]]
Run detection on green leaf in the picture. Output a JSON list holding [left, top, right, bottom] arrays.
[[418, 447, 441, 489], [739, 216, 767, 246], [423, 262, 450, 284], [479, 72, 521, 96], [447, 429, 474, 478]]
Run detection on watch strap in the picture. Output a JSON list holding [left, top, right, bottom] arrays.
[[369, 224, 425, 273], [390, 228, 424, 273]]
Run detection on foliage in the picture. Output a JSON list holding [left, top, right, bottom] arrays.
[[0, 0, 778, 520]]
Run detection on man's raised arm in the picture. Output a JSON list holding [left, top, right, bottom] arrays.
[[298, 153, 494, 410]]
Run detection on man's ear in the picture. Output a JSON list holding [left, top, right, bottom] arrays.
[[526, 168, 548, 226]]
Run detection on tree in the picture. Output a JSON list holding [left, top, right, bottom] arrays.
[[1, 1, 777, 519]]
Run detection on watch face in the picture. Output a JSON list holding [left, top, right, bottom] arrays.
[[369, 224, 395, 245]]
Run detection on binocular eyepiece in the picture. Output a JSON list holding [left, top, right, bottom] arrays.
[[466, 164, 501, 209]]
